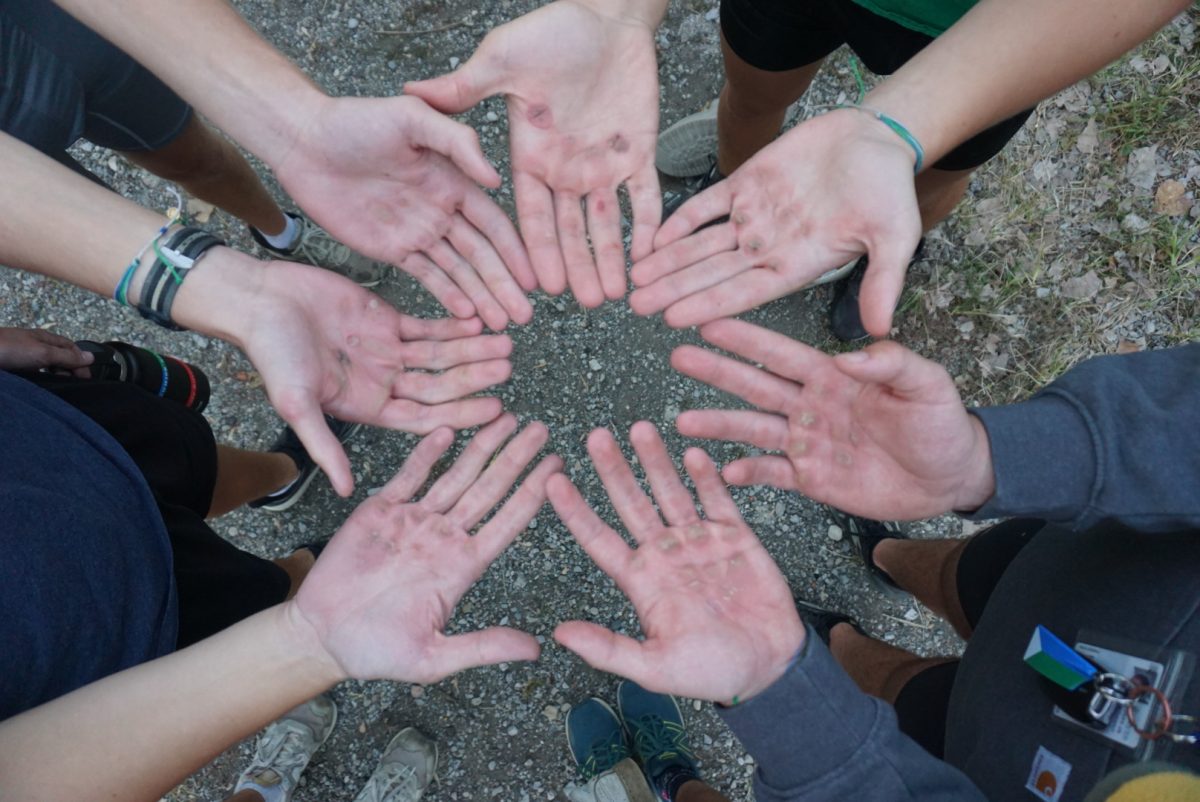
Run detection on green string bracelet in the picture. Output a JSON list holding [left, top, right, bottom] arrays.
[[840, 55, 925, 173]]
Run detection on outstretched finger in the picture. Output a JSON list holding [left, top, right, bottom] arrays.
[[629, 251, 749, 317], [397, 313, 484, 341], [554, 621, 649, 683], [555, 193, 603, 308], [675, 409, 790, 452], [378, 426, 457, 504], [397, 253, 477, 320], [447, 421, 550, 528], [630, 421, 698, 526], [474, 454, 563, 563], [422, 414, 519, 513], [460, 187, 538, 294], [394, 359, 512, 404], [670, 345, 797, 413], [400, 333, 513, 370], [429, 627, 541, 681], [586, 188, 628, 301], [832, 340, 958, 402], [631, 222, 738, 288], [514, 172, 566, 295], [857, 238, 918, 338], [722, 455, 801, 491], [405, 98, 501, 189], [548, 473, 633, 576], [683, 447, 743, 523], [586, 428, 663, 539], [426, 240, 510, 332], [626, 162, 663, 262], [652, 179, 734, 250], [661, 269, 782, 328], [377, 396, 503, 433], [698, 319, 832, 384]]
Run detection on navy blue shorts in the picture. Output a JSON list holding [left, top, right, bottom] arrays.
[[0, 0, 192, 161], [719, 0, 1033, 170]]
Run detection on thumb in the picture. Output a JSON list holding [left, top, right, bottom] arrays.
[[404, 53, 495, 113], [857, 235, 921, 338], [554, 621, 649, 680], [277, 395, 354, 497], [833, 340, 958, 402], [431, 627, 541, 678], [405, 103, 502, 189]]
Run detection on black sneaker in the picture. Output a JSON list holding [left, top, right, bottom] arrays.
[[661, 158, 726, 224], [249, 416, 362, 512], [827, 506, 909, 600], [828, 239, 925, 342], [792, 597, 866, 646], [617, 680, 700, 800]]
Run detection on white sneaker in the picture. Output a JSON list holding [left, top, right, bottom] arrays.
[[353, 727, 439, 802], [233, 695, 338, 802], [656, 99, 719, 178]]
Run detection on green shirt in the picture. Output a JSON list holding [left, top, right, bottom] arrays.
[[850, 0, 979, 37]]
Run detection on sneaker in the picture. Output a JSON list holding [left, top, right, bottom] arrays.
[[249, 415, 362, 512], [233, 694, 338, 802], [792, 597, 866, 647], [566, 698, 634, 782], [661, 158, 725, 222], [828, 238, 926, 342], [828, 507, 909, 600], [616, 681, 699, 801], [352, 727, 438, 802], [656, 99, 720, 178], [253, 212, 389, 287]]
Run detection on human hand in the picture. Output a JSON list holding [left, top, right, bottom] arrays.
[[550, 422, 804, 704], [271, 94, 535, 330], [630, 109, 923, 335], [0, 327, 93, 375], [289, 415, 561, 683], [406, 0, 662, 308], [672, 319, 995, 519]]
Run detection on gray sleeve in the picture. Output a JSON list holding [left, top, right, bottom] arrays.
[[969, 343, 1200, 532], [717, 627, 985, 802]]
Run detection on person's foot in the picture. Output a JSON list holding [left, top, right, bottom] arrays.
[[656, 99, 719, 178], [233, 694, 338, 802], [792, 597, 866, 647], [827, 507, 909, 600], [249, 416, 362, 512], [352, 727, 438, 802], [616, 680, 699, 800], [566, 698, 634, 781], [828, 239, 925, 342], [661, 158, 725, 223], [253, 212, 389, 287]]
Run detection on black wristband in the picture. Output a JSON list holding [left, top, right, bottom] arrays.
[[137, 226, 224, 331]]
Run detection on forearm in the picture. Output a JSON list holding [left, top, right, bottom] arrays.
[[50, 0, 323, 167], [970, 344, 1200, 531], [0, 604, 341, 802], [865, 0, 1190, 164]]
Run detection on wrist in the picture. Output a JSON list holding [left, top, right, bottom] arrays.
[[273, 601, 348, 689], [169, 246, 267, 347], [954, 414, 996, 512], [721, 624, 806, 707], [569, 0, 665, 30]]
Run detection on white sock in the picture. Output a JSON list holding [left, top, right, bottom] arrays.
[[256, 213, 301, 250]]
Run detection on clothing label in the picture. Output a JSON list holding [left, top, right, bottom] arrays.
[[1025, 746, 1071, 801], [1050, 642, 1164, 749]]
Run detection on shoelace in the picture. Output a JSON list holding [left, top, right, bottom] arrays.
[[630, 716, 694, 768], [297, 221, 353, 267], [247, 724, 315, 782], [580, 732, 632, 780], [357, 761, 422, 802]]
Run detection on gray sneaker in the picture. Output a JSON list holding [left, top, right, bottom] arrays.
[[352, 727, 439, 802], [254, 212, 389, 287], [656, 99, 719, 178], [233, 694, 338, 802]]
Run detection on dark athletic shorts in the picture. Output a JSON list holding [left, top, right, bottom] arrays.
[[0, 0, 192, 173], [23, 373, 290, 648], [890, 518, 1046, 757], [719, 0, 1034, 170]]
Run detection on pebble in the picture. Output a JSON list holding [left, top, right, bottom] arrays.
[[827, 524, 843, 542], [542, 705, 559, 721], [450, 56, 461, 69], [485, 111, 499, 122], [692, 699, 703, 711], [903, 608, 919, 621], [411, 685, 425, 698], [507, 725, 519, 736], [588, 358, 603, 371], [347, 18, 358, 28]]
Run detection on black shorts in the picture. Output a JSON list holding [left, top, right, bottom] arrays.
[[0, 0, 192, 169], [891, 518, 1045, 757], [719, 0, 1033, 170], [23, 373, 289, 648]]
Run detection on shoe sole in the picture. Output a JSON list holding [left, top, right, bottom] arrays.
[[255, 422, 364, 513], [805, 257, 860, 289], [563, 697, 622, 767], [656, 103, 719, 178]]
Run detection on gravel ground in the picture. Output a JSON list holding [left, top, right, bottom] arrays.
[[0, 2, 1195, 801]]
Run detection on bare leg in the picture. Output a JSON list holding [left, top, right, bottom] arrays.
[[873, 538, 974, 638], [678, 779, 733, 802], [716, 31, 824, 175], [915, 167, 974, 231], [224, 791, 264, 802], [121, 116, 288, 235], [207, 445, 297, 518], [828, 624, 955, 704]]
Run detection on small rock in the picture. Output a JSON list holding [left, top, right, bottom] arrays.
[[507, 725, 519, 736], [1153, 179, 1188, 216], [542, 705, 559, 722], [903, 608, 919, 621], [827, 524, 843, 542], [692, 699, 703, 711], [1126, 146, 1160, 190], [449, 56, 461, 69], [1061, 270, 1103, 300], [347, 17, 358, 28], [485, 111, 499, 122], [1121, 213, 1151, 234], [588, 358, 602, 371], [358, 722, 367, 733], [411, 685, 425, 699], [1075, 118, 1099, 155]]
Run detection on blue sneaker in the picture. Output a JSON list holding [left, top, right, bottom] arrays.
[[616, 681, 699, 801], [566, 698, 633, 781]]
